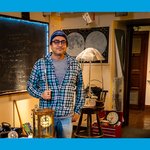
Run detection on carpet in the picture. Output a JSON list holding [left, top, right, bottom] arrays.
[[122, 127, 150, 138]]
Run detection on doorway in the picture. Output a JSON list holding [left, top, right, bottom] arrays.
[[129, 31, 149, 110], [123, 23, 149, 126]]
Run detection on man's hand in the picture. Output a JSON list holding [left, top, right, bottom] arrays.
[[41, 90, 51, 100], [72, 113, 80, 122]]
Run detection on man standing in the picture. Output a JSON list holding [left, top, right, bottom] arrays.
[[27, 30, 85, 138]]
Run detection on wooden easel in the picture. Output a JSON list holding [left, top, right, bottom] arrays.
[[13, 100, 27, 137]]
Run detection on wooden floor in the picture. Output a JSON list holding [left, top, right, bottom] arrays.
[[128, 108, 150, 130]]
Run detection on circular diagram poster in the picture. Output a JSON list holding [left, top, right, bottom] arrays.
[[63, 27, 109, 63], [67, 32, 85, 57], [85, 31, 107, 54]]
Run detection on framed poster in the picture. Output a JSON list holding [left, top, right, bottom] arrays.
[[63, 27, 109, 63]]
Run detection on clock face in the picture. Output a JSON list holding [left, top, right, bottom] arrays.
[[40, 115, 52, 128], [106, 111, 119, 125], [8, 131, 18, 138]]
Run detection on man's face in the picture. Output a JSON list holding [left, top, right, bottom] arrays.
[[50, 36, 67, 56]]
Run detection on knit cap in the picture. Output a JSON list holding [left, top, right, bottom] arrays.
[[50, 30, 68, 45]]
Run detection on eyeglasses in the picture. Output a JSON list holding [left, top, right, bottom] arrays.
[[52, 40, 67, 45]]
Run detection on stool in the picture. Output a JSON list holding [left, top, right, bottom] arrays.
[[74, 106, 103, 138]]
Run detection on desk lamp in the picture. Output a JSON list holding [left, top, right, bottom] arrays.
[[76, 47, 105, 104], [32, 108, 54, 138]]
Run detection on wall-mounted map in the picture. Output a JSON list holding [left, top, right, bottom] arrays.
[[63, 27, 109, 63]]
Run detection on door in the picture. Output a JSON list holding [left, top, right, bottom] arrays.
[[129, 31, 148, 110]]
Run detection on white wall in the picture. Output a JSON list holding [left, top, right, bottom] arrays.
[[0, 93, 39, 127]]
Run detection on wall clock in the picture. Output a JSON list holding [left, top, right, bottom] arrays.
[[106, 111, 119, 125]]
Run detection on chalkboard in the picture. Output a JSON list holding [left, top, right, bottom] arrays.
[[0, 16, 48, 95]]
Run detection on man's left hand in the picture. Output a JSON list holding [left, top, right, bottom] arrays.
[[72, 113, 80, 122]]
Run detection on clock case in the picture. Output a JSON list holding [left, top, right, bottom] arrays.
[[32, 108, 55, 138]]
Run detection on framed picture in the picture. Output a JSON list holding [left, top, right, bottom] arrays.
[[63, 27, 109, 63]]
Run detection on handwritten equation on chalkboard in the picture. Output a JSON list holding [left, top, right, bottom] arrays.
[[0, 16, 48, 95]]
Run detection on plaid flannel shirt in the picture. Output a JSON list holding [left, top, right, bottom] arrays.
[[27, 52, 85, 117]]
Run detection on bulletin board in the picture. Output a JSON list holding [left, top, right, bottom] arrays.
[[63, 27, 109, 63], [0, 15, 48, 95]]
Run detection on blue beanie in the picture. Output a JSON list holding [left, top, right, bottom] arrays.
[[50, 30, 68, 45]]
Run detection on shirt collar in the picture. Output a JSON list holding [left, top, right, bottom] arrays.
[[45, 52, 75, 65]]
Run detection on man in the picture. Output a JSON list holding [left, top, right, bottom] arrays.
[[27, 30, 85, 138]]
